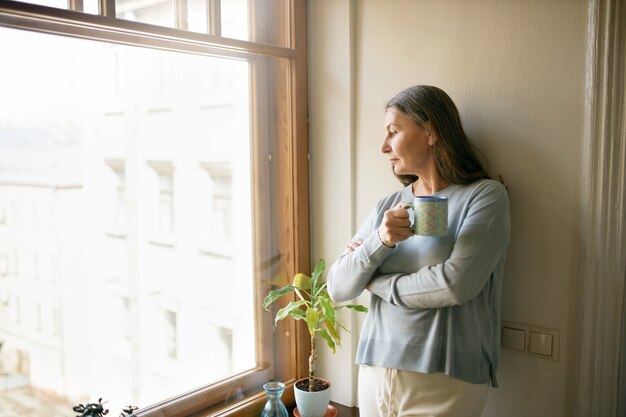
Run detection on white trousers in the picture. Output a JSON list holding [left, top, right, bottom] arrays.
[[358, 365, 489, 417]]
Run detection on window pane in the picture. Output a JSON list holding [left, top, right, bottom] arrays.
[[0, 26, 265, 414], [222, 0, 289, 47], [10, 0, 100, 14], [10, 0, 68, 11], [220, 0, 248, 40], [187, 0, 208, 33], [83, 0, 99, 14], [116, 0, 176, 28]]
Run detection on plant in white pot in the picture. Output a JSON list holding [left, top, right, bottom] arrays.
[[263, 259, 367, 417]]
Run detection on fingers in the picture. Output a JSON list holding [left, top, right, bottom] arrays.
[[386, 202, 413, 227], [345, 201, 413, 252], [345, 238, 363, 253], [378, 202, 413, 246]]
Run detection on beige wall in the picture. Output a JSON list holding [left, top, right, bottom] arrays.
[[308, 1, 588, 416]]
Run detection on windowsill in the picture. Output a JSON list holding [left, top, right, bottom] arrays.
[[106, 229, 127, 239], [286, 402, 358, 417], [198, 244, 233, 259], [331, 402, 360, 417], [148, 235, 176, 247]]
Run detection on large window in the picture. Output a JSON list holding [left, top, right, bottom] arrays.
[[0, 1, 309, 416]]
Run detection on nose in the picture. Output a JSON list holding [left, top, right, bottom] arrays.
[[381, 134, 391, 153]]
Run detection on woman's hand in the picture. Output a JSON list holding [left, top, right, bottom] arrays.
[[345, 238, 363, 253], [378, 202, 413, 247]]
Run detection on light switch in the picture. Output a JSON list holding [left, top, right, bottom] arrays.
[[501, 321, 559, 361], [529, 331, 553, 356], [502, 326, 525, 351]]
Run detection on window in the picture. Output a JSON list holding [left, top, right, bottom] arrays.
[[0, 204, 7, 225], [0, 1, 309, 416], [201, 162, 234, 256], [119, 296, 132, 342], [8, 248, 18, 277], [148, 161, 175, 238], [0, 251, 8, 277], [105, 159, 127, 235], [14, 297, 21, 326], [30, 252, 40, 281], [162, 309, 178, 360], [215, 325, 234, 374]]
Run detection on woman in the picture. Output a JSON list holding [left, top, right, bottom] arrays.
[[327, 85, 510, 417]]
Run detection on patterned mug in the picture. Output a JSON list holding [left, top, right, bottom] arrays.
[[404, 196, 448, 237]]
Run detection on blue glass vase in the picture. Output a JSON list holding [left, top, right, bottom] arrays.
[[261, 381, 289, 417]]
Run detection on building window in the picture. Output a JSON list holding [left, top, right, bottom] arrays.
[[163, 309, 178, 360], [14, 297, 21, 326], [209, 323, 234, 377], [116, 295, 132, 344], [105, 159, 127, 236], [8, 248, 18, 277], [52, 307, 60, 339], [0, 1, 309, 416], [209, 174, 232, 244], [35, 303, 43, 333], [200, 162, 233, 256], [0, 203, 7, 225], [147, 161, 175, 237], [0, 202, 15, 227], [31, 252, 39, 281], [0, 251, 8, 277]]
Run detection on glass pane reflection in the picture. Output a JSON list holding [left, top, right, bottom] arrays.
[[116, 0, 176, 28], [0, 27, 256, 415]]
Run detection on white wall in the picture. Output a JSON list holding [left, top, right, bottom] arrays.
[[308, 1, 587, 416]]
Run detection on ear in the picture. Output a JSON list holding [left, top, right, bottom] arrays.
[[424, 122, 437, 146]]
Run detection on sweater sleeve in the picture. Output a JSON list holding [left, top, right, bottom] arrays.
[[327, 204, 396, 302], [367, 182, 510, 308]]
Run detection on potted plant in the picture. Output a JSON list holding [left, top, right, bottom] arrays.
[[72, 398, 138, 417], [263, 259, 367, 417]]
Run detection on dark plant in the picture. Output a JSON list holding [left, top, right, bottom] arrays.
[[120, 405, 139, 417], [72, 398, 138, 417], [263, 259, 367, 391]]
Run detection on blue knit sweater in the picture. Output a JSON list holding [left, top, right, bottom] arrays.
[[327, 179, 510, 386]]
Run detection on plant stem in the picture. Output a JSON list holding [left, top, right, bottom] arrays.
[[308, 332, 316, 391]]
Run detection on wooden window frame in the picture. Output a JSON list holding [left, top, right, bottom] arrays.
[[0, 1, 310, 416]]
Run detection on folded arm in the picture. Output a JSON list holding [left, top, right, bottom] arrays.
[[327, 229, 395, 302], [367, 184, 510, 308]]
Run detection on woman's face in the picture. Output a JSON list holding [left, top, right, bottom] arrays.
[[381, 107, 435, 176]]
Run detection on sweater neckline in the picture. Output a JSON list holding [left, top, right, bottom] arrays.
[[406, 182, 459, 199]]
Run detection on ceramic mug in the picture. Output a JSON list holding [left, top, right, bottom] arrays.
[[404, 196, 448, 237]]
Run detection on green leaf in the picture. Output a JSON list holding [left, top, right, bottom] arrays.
[[319, 297, 335, 323], [305, 307, 319, 335], [275, 308, 306, 325], [292, 273, 311, 290], [314, 282, 328, 297], [336, 304, 368, 313], [319, 329, 336, 353], [310, 259, 325, 293], [263, 260, 368, 360], [323, 318, 340, 343], [275, 300, 308, 323], [263, 285, 298, 310], [336, 322, 350, 333]]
